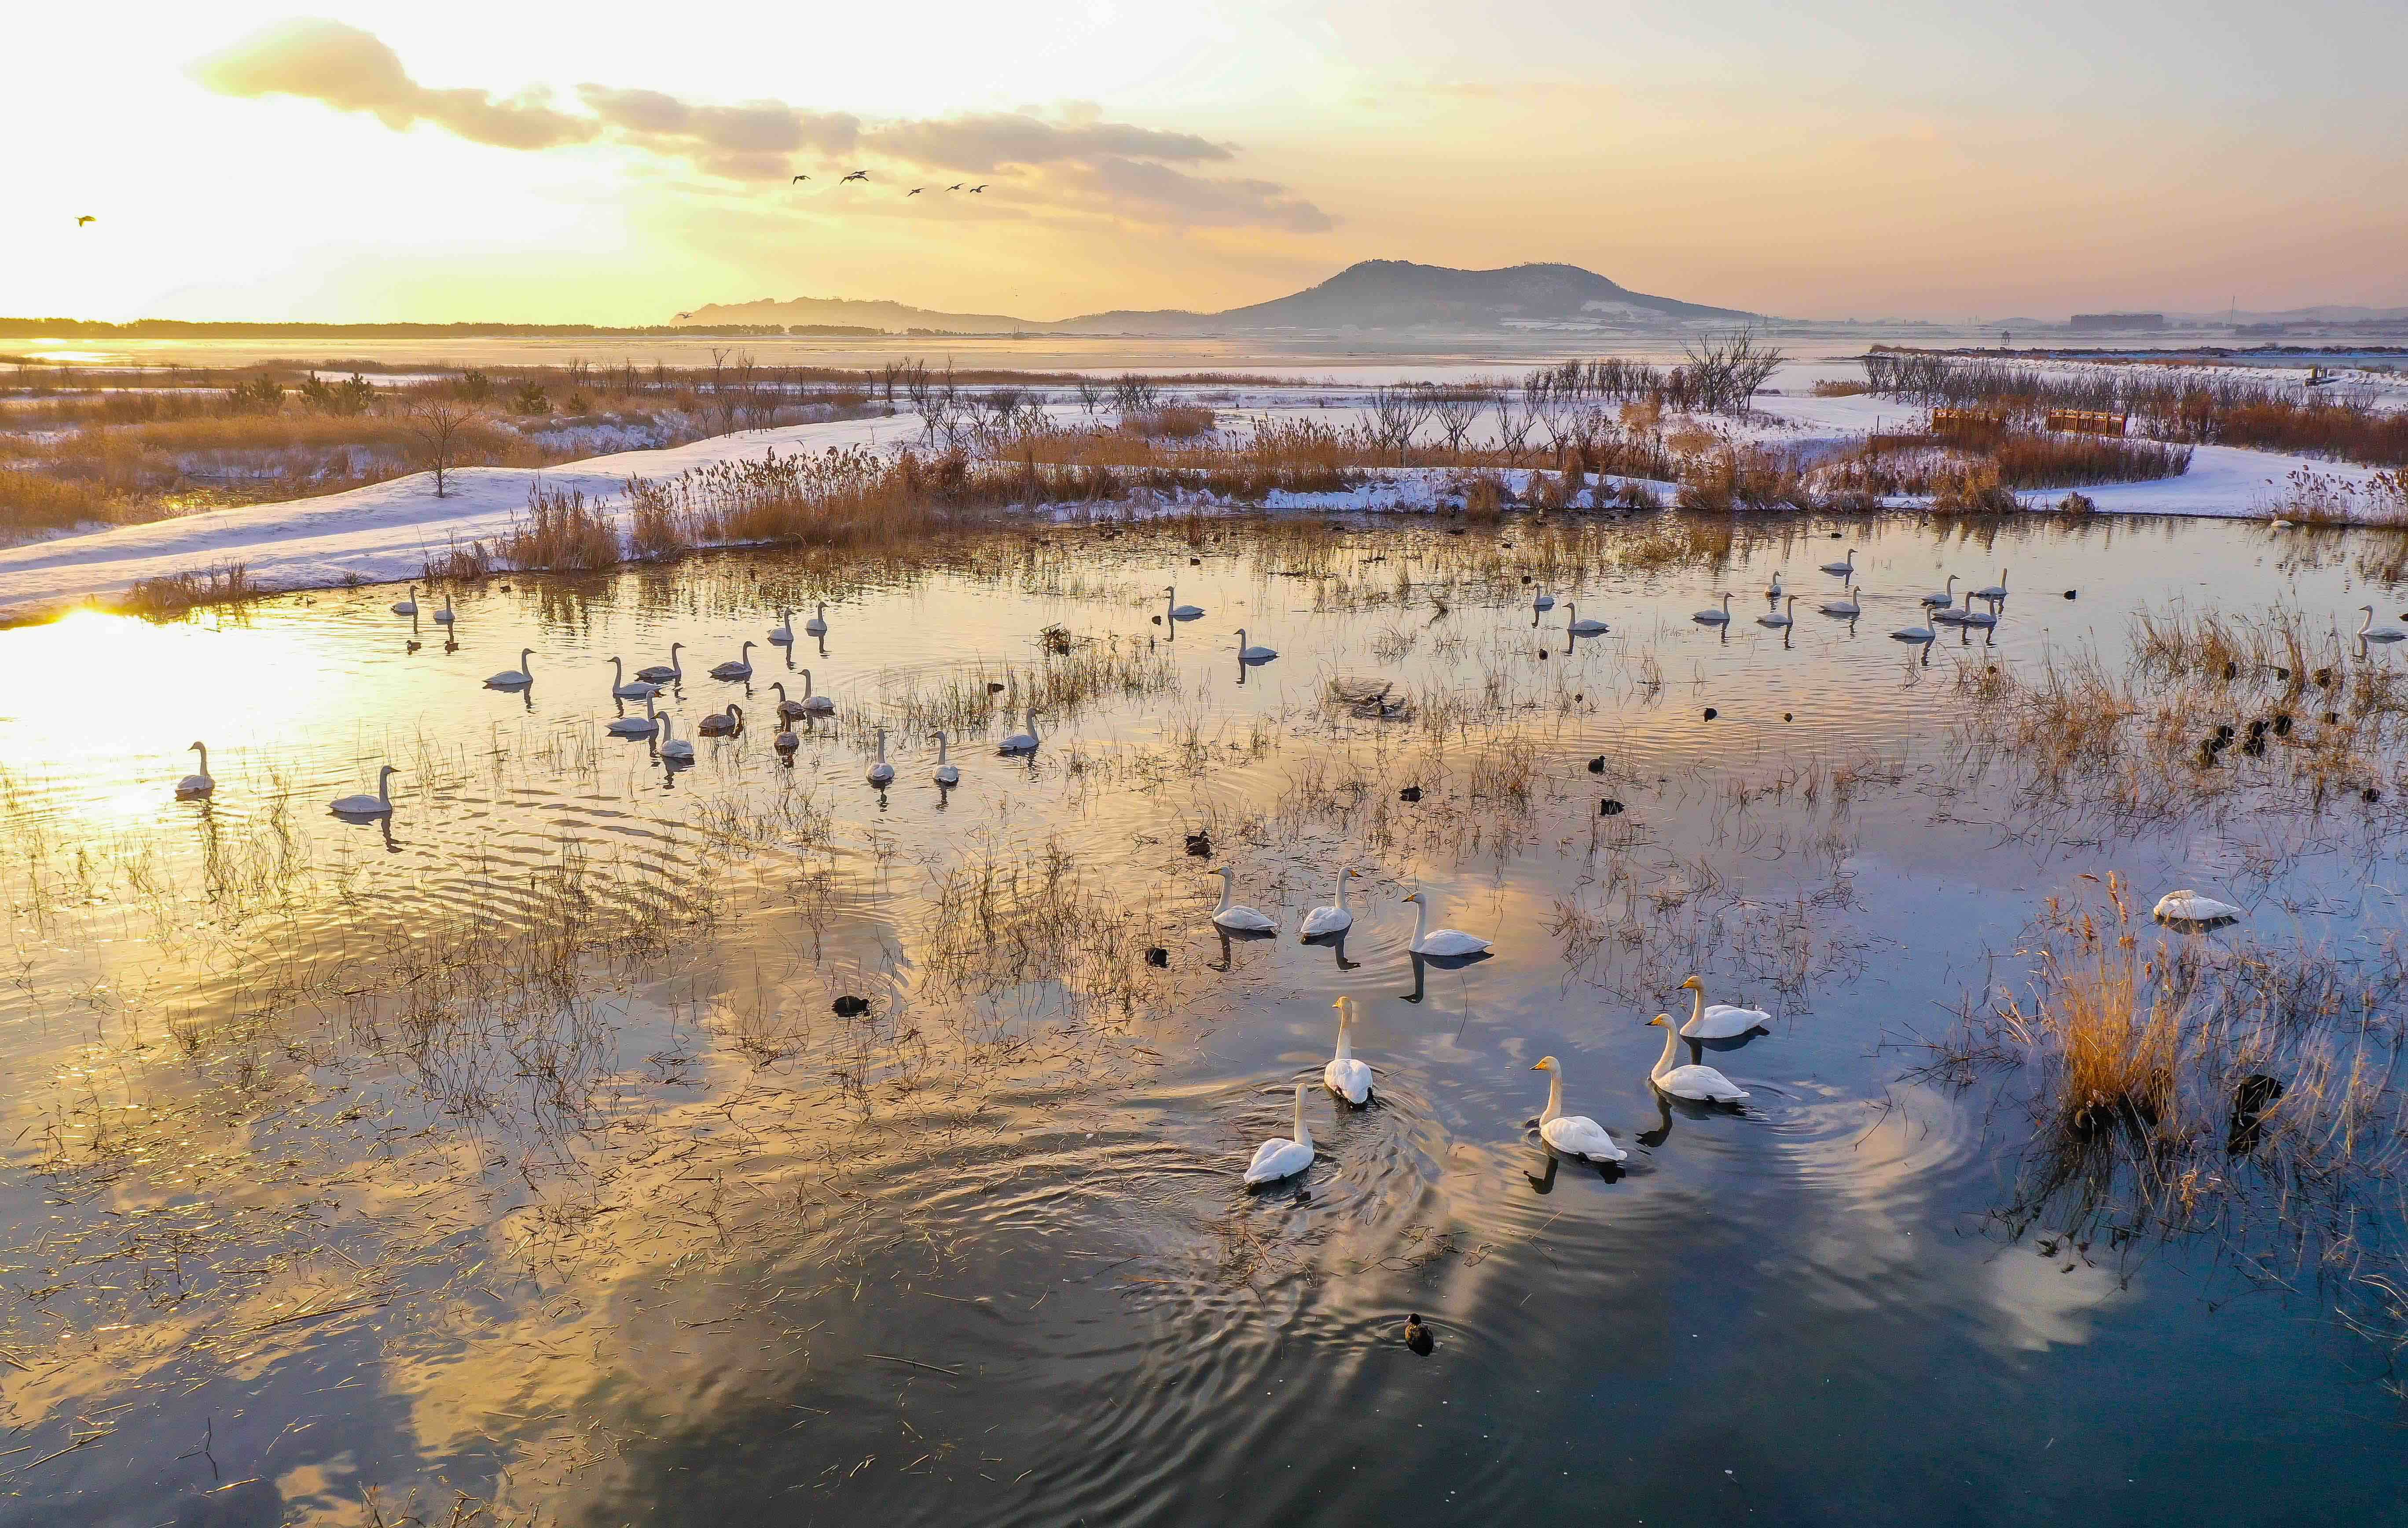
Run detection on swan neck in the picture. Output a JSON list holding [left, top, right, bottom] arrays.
[[1654, 1020, 1682, 1080], [1332, 867, 1350, 911], [1215, 875, 1233, 914], [195, 743, 208, 771], [1292, 1088, 1311, 1151], [1334, 1006, 1353, 1062], [1411, 898, 1429, 945], [1689, 985, 1706, 1028], [1542, 1064, 1564, 1124]]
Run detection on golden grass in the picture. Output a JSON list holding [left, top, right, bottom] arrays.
[[492, 484, 621, 570]]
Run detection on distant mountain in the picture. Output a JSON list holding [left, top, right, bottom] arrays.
[[676, 260, 1760, 335]]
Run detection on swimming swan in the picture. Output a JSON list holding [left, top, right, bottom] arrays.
[[1766, 570, 1784, 600], [1937, 590, 1997, 627], [390, 584, 418, 616], [1243, 1082, 1316, 1185], [1819, 584, 1860, 617], [486, 649, 534, 687], [1210, 867, 1277, 933], [932, 730, 959, 785], [709, 642, 756, 680], [1566, 603, 1609, 635], [798, 668, 836, 715], [1165, 586, 1205, 620], [610, 657, 661, 700], [769, 608, 794, 644], [176, 742, 215, 799], [1300, 865, 1363, 938], [1647, 1013, 1749, 1102], [1000, 709, 1041, 753], [1678, 975, 1769, 1038], [2358, 606, 2405, 643], [1534, 590, 1557, 611], [774, 724, 800, 754], [770, 682, 807, 721], [1820, 548, 1856, 576], [1403, 890, 1491, 957], [330, 765, 399, 817], [867, 726, 895, 785], [1324, 996, 1373, 1105], [1235, 629, 1278, 663], [1530, 1055, 1625, 1162], [433, 594, 455, 625], [658, 715, 694, 764], [1971, 569, 2010, 602], [635, 644, 683, 684], [608, 698, 661, 736], [804, 602, 829, 637], [1758, 595, 1798, 628], [1890, 621, 1936, 643], [699, 702, 743, 736], [1920, 574, 1959, 611], [2154, 889, 2242, 925], [1693, 593, 1734, 625]]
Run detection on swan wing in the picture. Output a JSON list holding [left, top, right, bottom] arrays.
[[1685, 1003, 1771, 1037], [1299, 906, 1351, 936], [1541, 1115, 1625, 1161], [1325, 1058, 1373, 1104], [1419, 929, 1491, 956], [1244, 1137, 1310, 1183], [1656, 1064, 1748, 1102], [1214, 906, 1277, 933]]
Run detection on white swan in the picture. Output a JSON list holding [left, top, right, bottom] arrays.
[[1647, 1013, 1749, 1102], [1530, 1055, 1625, 1162], [770, 682, 807, 721], [176, 741, 215, 799], [769, 607, 794, 644], [709, 641, 756, 680], [330, 765, 399, 817], [1533, 590, 1557, 611], [1758, 595, 1798, 629], [610, 657, 661, 700], [1165, 586, 1205, 620], [866, 726, 896, 785], [1210, 867, 1277, 933], [1766, 570, 1784, 599], [1693, 593, 1733, 625], [1890, 621, 1936, 643], [1243, 1082, 1316, 1185], [2154, 889, 2243, 924], [1820, 547, 1856, 576], [635, 643, 683, 684], [1324, 997, 1373, 1105], [390, 584, 418, 616], [1920, 574, 1959, 611], [1971, 568, 2009, 602], [1000, 708, 1041, 753], [1299, 865, 1362, 939], [1939, 591, 1997, 628], [1565, 602, 1609, 635], [932, 730, 960, 786], [1235, 628, 1278, 663], [608, 697, 660, 736], [804, 602, 829, 637], [2358, 606, 2406, 643], [699, 702, 744, 736], [486, 648, 534, 687], [658, 715, 694, 764], [432, 594, 455, 625], [1819, 584, 1860, 617], [798, 668, 835, 715], [1678, 975, 1769, 1039], [1403, 891, 1491, 957]]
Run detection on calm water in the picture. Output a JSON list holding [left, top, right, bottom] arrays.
[[1, 513, 2403, 1525]]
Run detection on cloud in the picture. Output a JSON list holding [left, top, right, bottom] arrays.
[[194, 21, 1330, 233], [192, 19, 596, 151]]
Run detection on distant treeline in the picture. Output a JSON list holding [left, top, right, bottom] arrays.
[[0, 318, 882, 339]]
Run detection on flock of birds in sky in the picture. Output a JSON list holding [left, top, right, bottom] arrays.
[[795, 172, 990, 197], [160, 541, 2287, 1216]]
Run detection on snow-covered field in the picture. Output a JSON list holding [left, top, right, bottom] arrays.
[[0, 367, 2396, 623]]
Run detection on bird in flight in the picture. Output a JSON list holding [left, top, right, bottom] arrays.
[[76, 214, 95, 226], [841, 169, 869, 183], [907, 187, 924, 196], [969, 184, 989, 194], [790, 174, 810, 184], [946, 183, 963, 192]]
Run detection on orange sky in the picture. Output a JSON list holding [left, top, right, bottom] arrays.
[[9, 2, 2405, 323]]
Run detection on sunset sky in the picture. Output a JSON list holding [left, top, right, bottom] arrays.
[[11, 1, 2405, 324]]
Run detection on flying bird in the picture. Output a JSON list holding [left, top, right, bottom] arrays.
[[76, 214, 95, 226], [841, 170, 869, 183], [947, 183, 964, 191], [907, 187, 924, 196], [790, 174, 810, 184], [969, 184, 988, 193]]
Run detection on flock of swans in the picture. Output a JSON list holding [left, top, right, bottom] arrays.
[[1246, 976, 1766, 1185]]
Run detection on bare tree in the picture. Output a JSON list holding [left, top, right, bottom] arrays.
[[1073, 377, 1101, 414], [1367, 386, 1435, 462], [1683, 328, 1784, 415], [405, 400, 480, 498], [1493, 390, 1536, 460], [1429, 386, 1489, 454]]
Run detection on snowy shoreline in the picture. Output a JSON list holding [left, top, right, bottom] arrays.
[[0, 384, 2393, 624]]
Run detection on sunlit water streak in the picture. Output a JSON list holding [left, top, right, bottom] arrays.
[[0, 513, 2405, 1523]]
